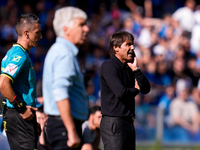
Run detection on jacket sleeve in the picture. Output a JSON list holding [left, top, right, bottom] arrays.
[[134, 69, 151, 94]]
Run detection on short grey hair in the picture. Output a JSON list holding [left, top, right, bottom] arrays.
[[16, 13, 40, 36], [53, 6, 87, 37]]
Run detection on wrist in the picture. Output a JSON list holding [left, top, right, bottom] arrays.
[[132, 66, 140, 72], [67, 127, 77, 133], [10, 95, 27, 113]]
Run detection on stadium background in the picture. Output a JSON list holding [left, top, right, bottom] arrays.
[[1, 0, 200, 149]]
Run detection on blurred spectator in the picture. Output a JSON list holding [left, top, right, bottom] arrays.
[[36, 77, 43, 104], [135, 94, 156, 141], [155, 61, 172, 86], [35, 0, 47, 31], [81, 106, 102, 150], [21, 3, 33, 14], [172, 0, 196, 32], [54, 0, 68, 11], [0, 0, 18, 22], [190, 87, 200, 123], [137, 20, 152, 49], [185, 57, 200, 86], [87, 13, 105, 46], [36, 105, 50, 150], [40, 28, 56, 50], [158, 85, 175, 124], [0, 12, 17, 42], [121, 16, 134, 35], [170, 57, 192, 85], [168, 79, 199, 142], [85, 77, 96, 107], [190, 5, 200, 55], [152, 37, 168, 60]]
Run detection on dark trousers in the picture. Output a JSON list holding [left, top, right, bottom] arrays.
[[100, 116, 135, 150], [3, 108, 38, 150], [46, 116, 83, 150]]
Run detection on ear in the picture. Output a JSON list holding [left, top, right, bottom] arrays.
[[89, 113, 94, 119], [113, 46, 120, 53], [24, 31, 29, 39], [63, 26, 69, 35]]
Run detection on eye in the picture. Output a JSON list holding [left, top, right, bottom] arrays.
[[36, 30, 41, 35]]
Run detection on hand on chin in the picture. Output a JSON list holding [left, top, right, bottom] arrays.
[[127, 58, 134, 63]]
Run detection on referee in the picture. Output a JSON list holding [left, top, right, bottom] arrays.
[[0, 13, 42, 150]]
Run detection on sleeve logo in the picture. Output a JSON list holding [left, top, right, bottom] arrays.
[[12, 56, 22, 62], [3, 63, 18, 75]]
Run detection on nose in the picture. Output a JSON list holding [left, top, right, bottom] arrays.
[[40, 32, 42, 39], [84, 25, 90, 33], [130, 45, 134, 50]]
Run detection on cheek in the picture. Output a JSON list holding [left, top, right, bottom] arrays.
[[72, 30, 81, 39], [96, 118, 101, 124], [36, 35, 40, 39]]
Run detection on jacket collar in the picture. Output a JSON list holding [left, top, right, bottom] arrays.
[[111, 55, 127, 69]]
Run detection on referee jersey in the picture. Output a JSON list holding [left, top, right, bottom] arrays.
[[1, 44, 37, 108]]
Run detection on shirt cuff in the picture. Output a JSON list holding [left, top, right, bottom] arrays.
[[53, 88, 69, 101]]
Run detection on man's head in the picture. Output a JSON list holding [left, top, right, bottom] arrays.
[[109, 31, 135, 63], [36, 105, 47, 126], [89, 106, 102, 130], [16, 13, 42, 49], [176, 79, 191, 100], [185, 0, 196, 10], [53, 6, 89, 46]]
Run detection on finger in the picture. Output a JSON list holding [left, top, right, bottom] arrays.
[[31, 107, 38, 111], [29, 113, 35, 120], [133, 57, 137, 64], [67, 140, 72, 147], [30, 116, 33, 120], [67, 140, 78, 148], [31, 113, 34, 118]]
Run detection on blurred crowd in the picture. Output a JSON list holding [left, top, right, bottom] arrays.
[[1, 0, 200, 143]]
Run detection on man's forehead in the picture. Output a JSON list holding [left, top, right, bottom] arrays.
[[32, 23, 41, 30], [95, 110, 101, 115], [123, 40, 133, 44], [74, 17, 86, 23]]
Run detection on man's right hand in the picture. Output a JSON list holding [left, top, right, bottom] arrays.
[[57, 99, 81, 148], [20, 106, 37, 121], [135, 79, 140, 91], [67, 130, 81, 148]]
